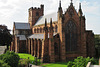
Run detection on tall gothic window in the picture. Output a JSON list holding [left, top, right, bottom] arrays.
[[65, 20, 77, 52], [55, 25, 58, 32], [54, 43, 58, 55]]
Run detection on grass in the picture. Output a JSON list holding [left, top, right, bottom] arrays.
[[17, 53, 40, 65], [17, 53, 34, 60], [17, 53, 68, 66], [17, 53, 99, 67], [42, 62, 67, 67]]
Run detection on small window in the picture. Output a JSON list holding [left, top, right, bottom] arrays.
[[40, 28, 42, 33], [55, 25, 58, 32], [36, 12, 39, 16], [34, 29, 36, 33]]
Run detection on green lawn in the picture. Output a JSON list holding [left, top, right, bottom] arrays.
[[17, 53, 40, 65], [17, 53, 68, 67], [42, 62, 67, 67], [17, 53, 34, 60]]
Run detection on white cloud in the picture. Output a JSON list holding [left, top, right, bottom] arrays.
[[0, 0, 99, 34]]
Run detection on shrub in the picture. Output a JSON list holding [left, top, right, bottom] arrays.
[[0, 60, 11, 67], [0, 51, 20, 67], [18, 59, 30, 67], [67, 61, 73, 67], [19, 59, 30, 65], [67, 56, 98, 67]]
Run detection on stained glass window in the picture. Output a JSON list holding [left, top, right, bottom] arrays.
[[65, 20, 77, 52]]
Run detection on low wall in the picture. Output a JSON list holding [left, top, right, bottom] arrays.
[[86, 62, 91, 67], [0, 46, 7, 55]]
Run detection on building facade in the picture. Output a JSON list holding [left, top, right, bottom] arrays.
[[10, 1, 95, 62]]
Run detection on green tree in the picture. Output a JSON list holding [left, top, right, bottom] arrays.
[[0, 25, 12, 49], [0, 51, 20, 67], [0, 60, 11, 67], [94, 35, 100, 57]]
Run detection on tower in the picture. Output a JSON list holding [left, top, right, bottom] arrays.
[[28, 4, 44, 28]]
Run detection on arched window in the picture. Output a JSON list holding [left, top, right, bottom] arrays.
[[36, 12, 39, 16], [40, 28, 42, 33], [37, 28, 39, 33], [41, 28, 43, 33], [54, 43, 59, 55], [55, 25, 58, 32], [34, 29, 36, 33], [65, 20, 77, 52]]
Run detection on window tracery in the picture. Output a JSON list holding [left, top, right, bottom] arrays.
[[65, 20, 77, 52]]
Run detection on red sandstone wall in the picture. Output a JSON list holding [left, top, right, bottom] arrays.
[[86, 31, 95, 57]]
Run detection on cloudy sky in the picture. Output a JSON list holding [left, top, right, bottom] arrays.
[[0, 0, 100, 34]]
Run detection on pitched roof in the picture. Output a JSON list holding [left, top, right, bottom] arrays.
[[28, 33, 57, 39], [14, 22, 30, 29], [16, 35, 26, 40], [28, 34, 45, 39], [34, 12, 57, 26]]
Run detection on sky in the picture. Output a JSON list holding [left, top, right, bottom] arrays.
[[0, 0, 100, 34]]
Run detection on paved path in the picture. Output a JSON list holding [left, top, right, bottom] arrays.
[[31, 65, 42, 67], [90, 65, 100, 67], [29, 64, 42, 67], [0, 46, 7, 55]]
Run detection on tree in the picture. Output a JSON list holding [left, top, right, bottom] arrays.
[[0, 60, 11, 67], [94, 35, 100, 57], [0, 25, 12, 49], [0, 51, 20, 67]]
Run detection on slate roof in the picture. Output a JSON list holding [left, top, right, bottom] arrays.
[[14, 22, 30, 29], [28, 33, 58, 39], [16, 35, 26, 40], [28, 34, 45, 39], [35, 12, 57, 26]]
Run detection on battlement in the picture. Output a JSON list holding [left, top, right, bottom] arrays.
[[29, 4, 44, 11], [28, 4, 44, 28]]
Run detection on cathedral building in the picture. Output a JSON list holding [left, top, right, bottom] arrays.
[[10, 0, 95, 62]]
